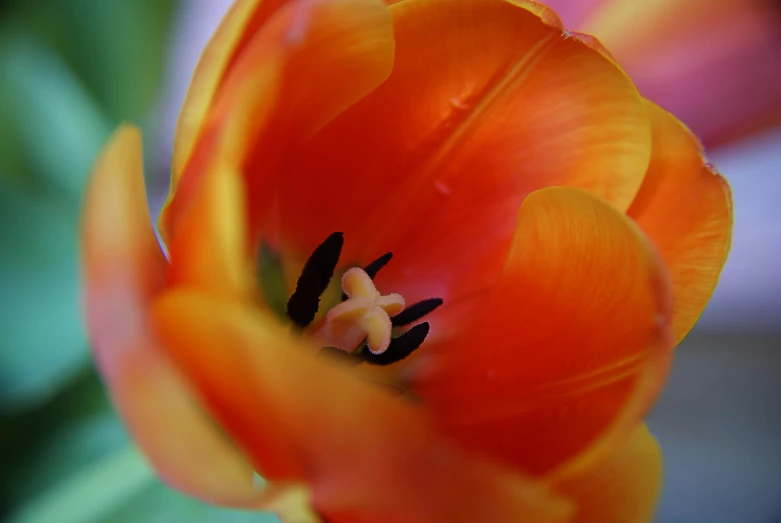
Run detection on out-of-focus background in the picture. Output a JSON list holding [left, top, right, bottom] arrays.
[[0, 1, 778, 522]]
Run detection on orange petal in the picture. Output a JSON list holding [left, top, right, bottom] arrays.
[[170, 0, 289, 190], [151, 290, 574, 523], [414, 186, 673, 477], [166, 160, 255, 300], [163, 0, 395, 241], [554, 423, 662, 523], [81, 126, 262, 506], [628, 101, 733, 344], [274, 0, 652, 311]]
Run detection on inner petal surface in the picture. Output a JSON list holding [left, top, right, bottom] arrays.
[[413, 187, 673, 476], [274, 0, 652, 319]]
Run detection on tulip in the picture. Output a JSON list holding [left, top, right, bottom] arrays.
[[547, 0, 781, 146], [81, 0, 732, 521]]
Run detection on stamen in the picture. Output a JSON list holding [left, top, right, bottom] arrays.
[[290, 233, 441, 367], [363, 252, 393, 279], [363, 322, 430, 366], [391, 298, 443, 327], [287, 232, 343, 328]]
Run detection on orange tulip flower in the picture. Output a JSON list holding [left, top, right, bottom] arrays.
[[81, 0, 732, 521]]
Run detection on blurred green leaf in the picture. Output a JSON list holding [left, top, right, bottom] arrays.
[[0, 368, 118, 505], [0, 0, 178, 411], [0, 179, 87, 411], [0, 1, 235, 520], [12, 413, 129, 502], [2, 369, 280, 523], [0, 32, 113, 199], [107, 480, 279, 523], [9, 438, 278, 523], [8, 443, 155, 523], [10, 0, 177, 123]]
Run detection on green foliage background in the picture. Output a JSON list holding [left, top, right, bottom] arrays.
[[0, 1, 277, 520]]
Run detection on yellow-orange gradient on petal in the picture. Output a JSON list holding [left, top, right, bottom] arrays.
[[554, 424, 662, 523], [415, 186, 673, 478], [151, 290, 574, 523], [82, 127, 264, 507], [81, 0, 733, 520], [628, 102, 733, 344]]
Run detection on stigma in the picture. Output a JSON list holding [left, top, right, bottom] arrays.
[[313, 267, 405, 354]]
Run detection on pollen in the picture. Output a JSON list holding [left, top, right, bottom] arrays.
[[314, 267, 405, 354]]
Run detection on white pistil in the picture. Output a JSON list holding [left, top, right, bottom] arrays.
[[312, 267, 405, 354]]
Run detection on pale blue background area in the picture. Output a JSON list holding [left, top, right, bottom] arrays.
[[649, 128, 781, 523]]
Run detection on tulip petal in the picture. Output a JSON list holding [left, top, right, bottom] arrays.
[[151, 290, 574, 523], [167, 161, 255, 300], [275, 0, 652, 311], [628, 102, 732, 344], [554, 423, 662, 523], [162, 0, 395, 241], [171, 0, 285, 186], [414, 186, 673, 477], [82, 126, 262, 506]]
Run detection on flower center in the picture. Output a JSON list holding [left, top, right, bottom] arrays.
[[263, 232, 442, 366], [313, 267, 406, 354]]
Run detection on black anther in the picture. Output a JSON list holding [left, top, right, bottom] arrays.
[[363, 322, 430, 366], [391, 298, 443, 327], [363, 252, 393, 279], [286, 232, 343, 328]]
